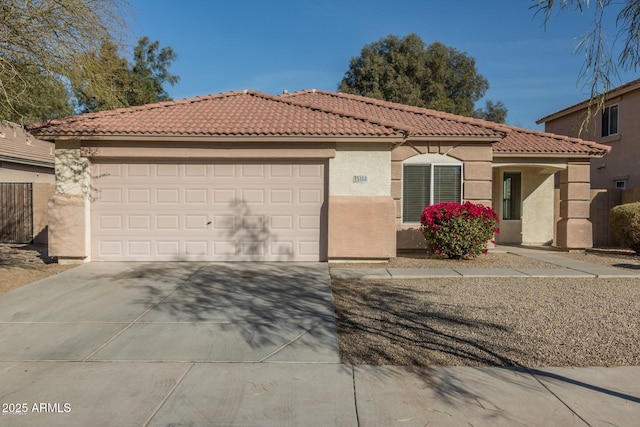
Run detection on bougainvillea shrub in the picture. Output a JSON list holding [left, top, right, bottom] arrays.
[[419, 201, 499, 259]]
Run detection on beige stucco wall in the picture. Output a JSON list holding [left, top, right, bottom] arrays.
[[543, 89, 640, 191], [55, 141, 91, 196], [393, 141, 494, 250], [49, 141, 91, 262], [32, 183, 55, 244], [328, 196, 396, 259], [557, 162, 593, 248], [493, 164, 562, 245], [326, 142, 396, 259], [521, 170, 555, 245], [48, 194, 89, 263], [329, 142, 391, 196]]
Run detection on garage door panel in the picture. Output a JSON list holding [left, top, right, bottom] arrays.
[[157, 215, 180, 230], [129, 241, 152, 256], [156, 188, 179, 203], [241, 189, 265, 204], [128, 215, 151, 230], [242, 164, 264, 177], [157, 241, 180, 256], [185, 188, 208, 203], [157, 164, 179, 176], [127, 164, 150, 177], [92, 162, 325, 261]]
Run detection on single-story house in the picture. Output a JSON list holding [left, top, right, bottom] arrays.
[[28, 90, 610, 263], [1, 121, 55, 243]]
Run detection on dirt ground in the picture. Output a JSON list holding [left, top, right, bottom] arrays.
[[0, 243, 76, 295]]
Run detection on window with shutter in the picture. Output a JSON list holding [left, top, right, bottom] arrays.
[[402, 163, 462, 223]]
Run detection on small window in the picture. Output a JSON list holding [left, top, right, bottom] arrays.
[[601, 105, 618, 137], [615, 180, 627, 190], [503, 172, 521, 220], [402, 164, 462, 223]]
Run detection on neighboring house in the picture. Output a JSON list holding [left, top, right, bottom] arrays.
[[537, 78, 640, 193], [28, 90, 609, 263], [0, 121, 55, 243], [537, 78, 640, 246]]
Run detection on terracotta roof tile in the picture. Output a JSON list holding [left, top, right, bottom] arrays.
[[283, 90, 610, 156], [493, 126, 611, 156], [281, 89, 504, 138], [27, 88, 610, 157], [28, 91, 406, 139], [0, 121, 54, 166]]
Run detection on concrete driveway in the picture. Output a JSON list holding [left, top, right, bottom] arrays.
[[0, 262, 339, 363], [0, 262, 350, 426]]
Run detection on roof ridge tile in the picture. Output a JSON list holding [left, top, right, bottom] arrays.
[[283, 89, 505, 137]]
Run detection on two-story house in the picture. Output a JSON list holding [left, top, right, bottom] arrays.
[[537, 78, 640, 246], [538, 78, 640, 193]]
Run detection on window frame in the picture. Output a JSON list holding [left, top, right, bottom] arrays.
[[502, 171, 522, 221], [615, 180, 627, 190], [601, 104, 619, 137], [401, 162, 463, 224]]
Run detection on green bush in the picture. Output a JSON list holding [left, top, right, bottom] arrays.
[[420, 202, 499, 259], [610, 202, 640, 254]]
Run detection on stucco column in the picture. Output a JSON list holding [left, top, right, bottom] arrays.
[[48, 140, 91, 263], [556, 162, 593, 248]]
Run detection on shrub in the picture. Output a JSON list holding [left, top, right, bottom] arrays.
[[420, 201, 499, 259], [610, 202, 640, 254]]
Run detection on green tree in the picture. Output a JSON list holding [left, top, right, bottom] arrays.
[[0, 0, 129, 123], [129, 36, 179, 105], [73, 37, 179, 113], [73, 40, 132, 113], [474, 100, 508, 123], [338, 33, 506, 120], [533, 0, 640, 99]]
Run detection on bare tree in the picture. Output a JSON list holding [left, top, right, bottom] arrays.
[[0, 0, 129, 122], [533, 0, 640, 126]]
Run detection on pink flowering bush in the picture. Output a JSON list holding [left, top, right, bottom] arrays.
[[420, 202, 499, 259]]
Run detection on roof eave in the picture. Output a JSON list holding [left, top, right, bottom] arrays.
[[493, 151, 607, 159], [42, 134, 406, 144], [407, 135, 503, 143], [0, 155, 54, 168], [537, 78, 640, 124]]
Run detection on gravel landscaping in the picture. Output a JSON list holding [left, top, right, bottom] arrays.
[[330, 251, 557, 269], [0, 244, 75, 295], [331, 249, 640, 368], [332, 276, 640, 367]]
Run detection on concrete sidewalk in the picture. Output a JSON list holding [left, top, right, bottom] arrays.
[[1, 362, 639, 425], [331, 245, 640, 279]]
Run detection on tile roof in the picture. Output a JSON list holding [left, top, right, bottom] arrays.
[[282, 90, 610, 156], [0, 121, 54, 166], [28, 91, 406, 139], [280, 89, 504, 138], [28, 88, 610, 157], [492, 125, 610, 156]]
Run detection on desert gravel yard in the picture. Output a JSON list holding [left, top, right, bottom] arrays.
[[0, 244, 75, 294], [331, 250, 640, 368]]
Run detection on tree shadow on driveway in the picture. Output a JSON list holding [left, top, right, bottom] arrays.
[[121, 262, 338, 356]]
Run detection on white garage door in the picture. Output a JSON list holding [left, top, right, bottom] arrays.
[[91, 162, 326, 261]]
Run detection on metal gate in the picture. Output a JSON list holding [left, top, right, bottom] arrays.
[[0, 183, 33, 243]]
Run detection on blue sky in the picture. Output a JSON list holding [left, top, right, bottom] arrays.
[[128, 0, 637, 130]]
